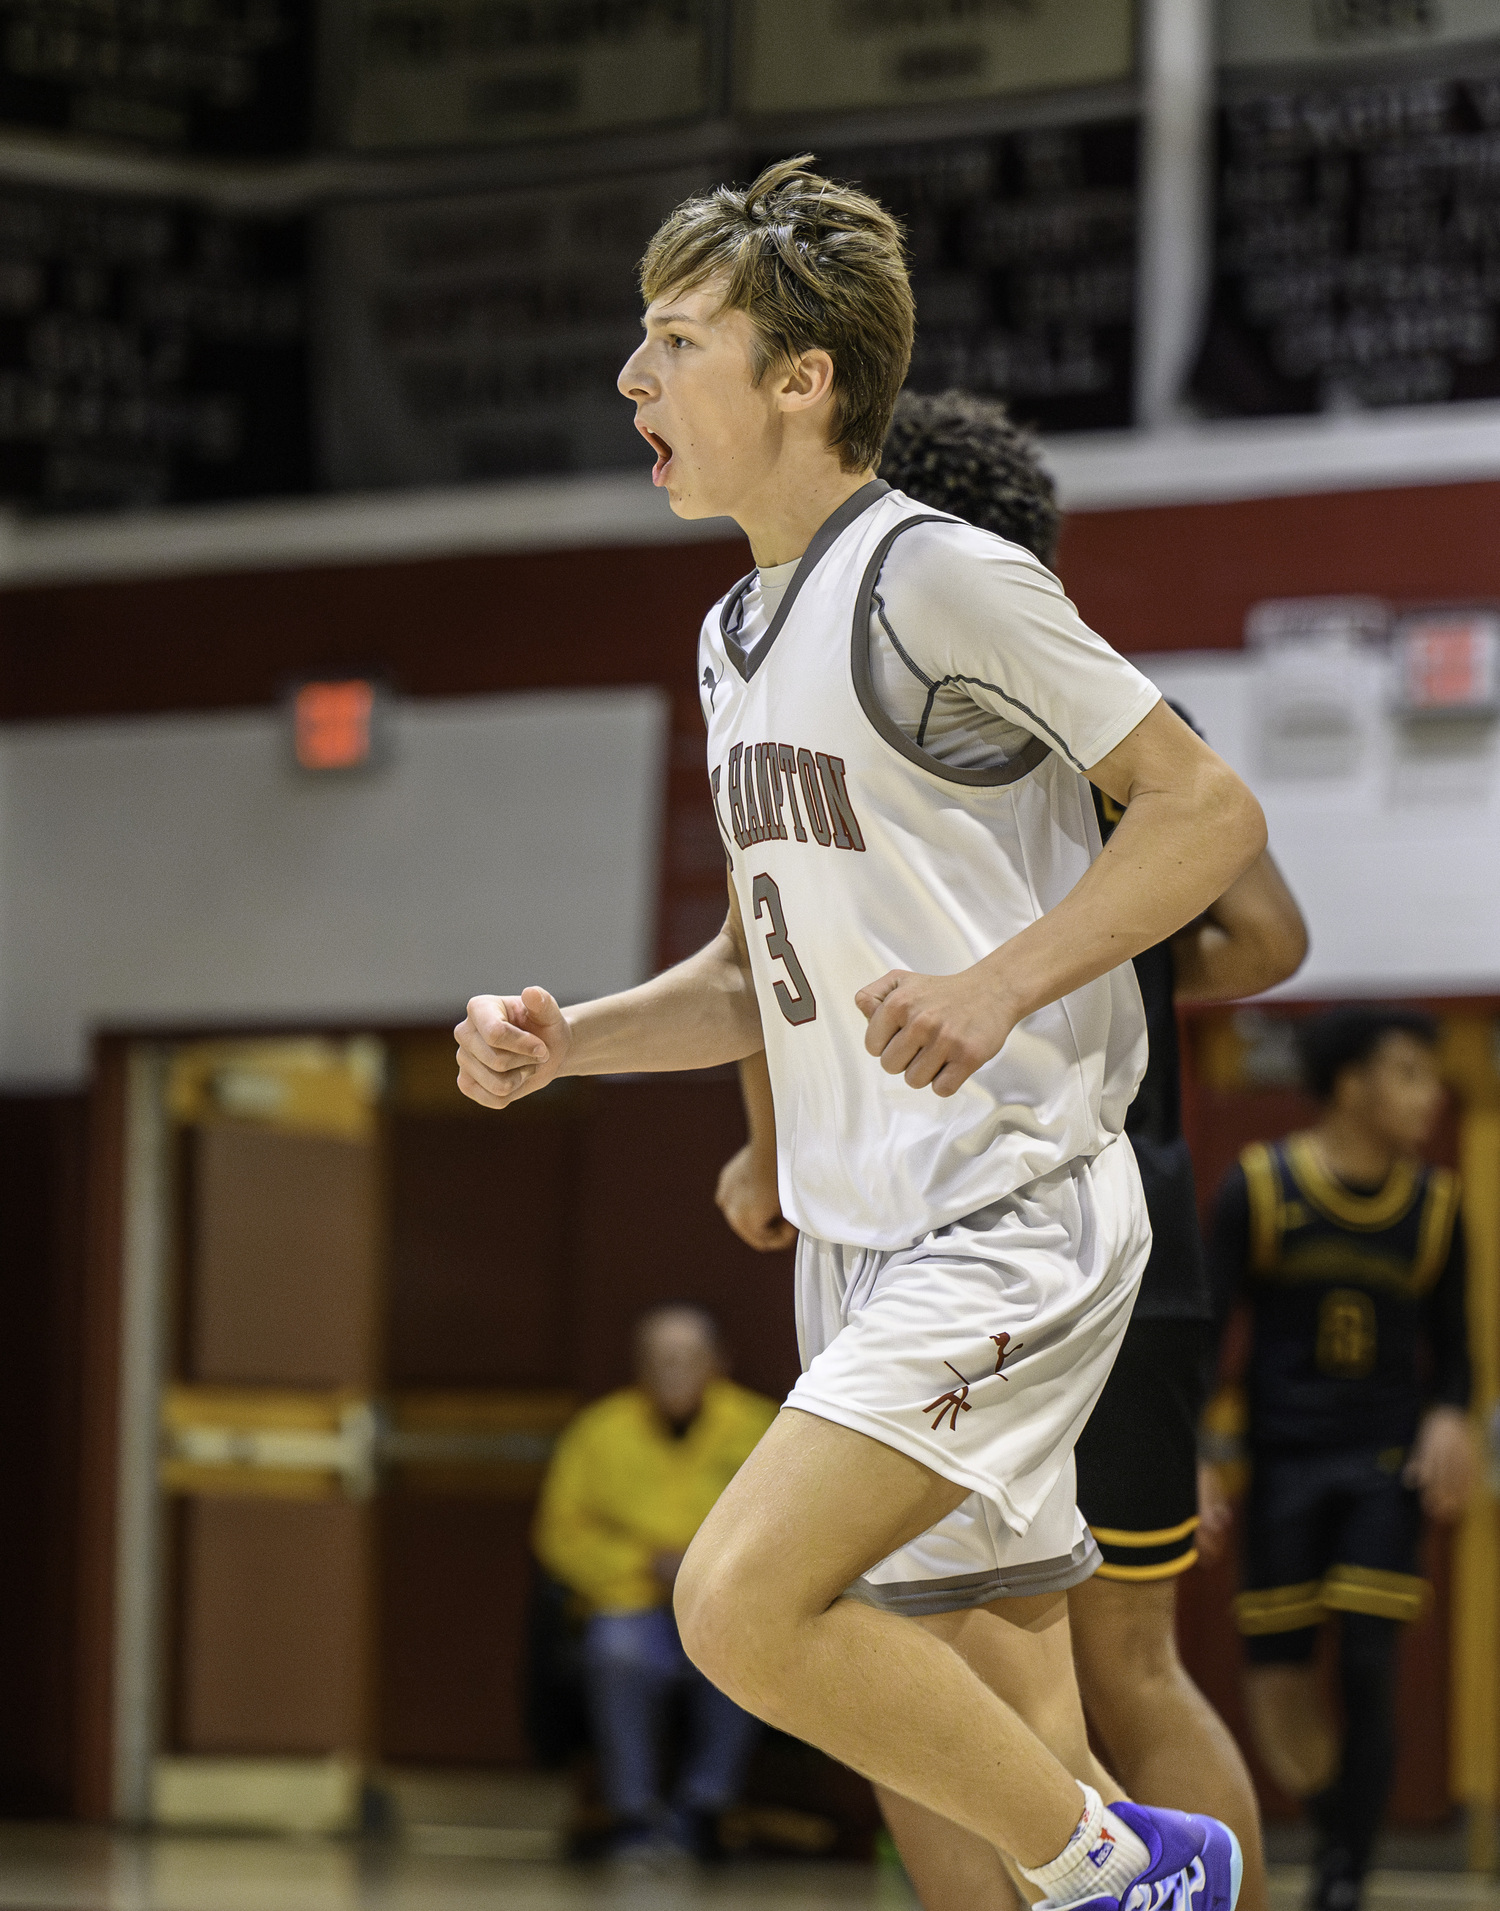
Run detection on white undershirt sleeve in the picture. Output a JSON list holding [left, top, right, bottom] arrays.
[[872, 520, 1161, 773]]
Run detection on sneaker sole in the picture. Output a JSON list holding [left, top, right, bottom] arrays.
[[1222, 1824, 1244, 1910]]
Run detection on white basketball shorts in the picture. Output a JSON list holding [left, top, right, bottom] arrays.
[[786, 1132, 1150, 1615]]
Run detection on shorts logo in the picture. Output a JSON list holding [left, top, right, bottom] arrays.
[[922, 1363, 972, 1432], [990, 1331, 1024, 1377], [923, 1333, 1026, 1430]]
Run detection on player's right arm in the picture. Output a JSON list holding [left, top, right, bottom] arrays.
[[456, 876, 763, 1110], [716, 1052, 796, 1251]]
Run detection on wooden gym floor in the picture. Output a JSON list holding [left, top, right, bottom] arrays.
[[0, 1827, 1492, 1911]]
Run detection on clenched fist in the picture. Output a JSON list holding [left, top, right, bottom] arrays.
[[715, 1142, 797, 1252], [456, 988, 571, 1109], [855, 967, 1018, 1098]]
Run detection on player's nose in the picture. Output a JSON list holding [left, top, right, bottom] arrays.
[[618, 338, 654, 399]]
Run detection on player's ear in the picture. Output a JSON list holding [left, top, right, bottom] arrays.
[[777, 349, 836, 414]]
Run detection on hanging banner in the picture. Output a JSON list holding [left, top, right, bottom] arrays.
[[1192, 68, 1500, 416], [341, 0, 710, 149], [737, 0, 1132, 120], [0, 0, 312, 154], [318, 170, 707, 489], [805, 123, 1138, 433], [0, 186, 310, 513], [1221, 0, 1500, 69]]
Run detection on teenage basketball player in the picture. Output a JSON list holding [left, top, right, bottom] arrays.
[[717, 390, 1309, 1911], [1206, 1007, 1474, 1911], [456, 159, 1268, 1909]]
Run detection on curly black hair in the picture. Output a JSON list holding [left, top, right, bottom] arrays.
[[1295, 1005, 1439, 1102], [880, 389, 1060, 566]]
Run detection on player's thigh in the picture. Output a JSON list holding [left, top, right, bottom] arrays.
[[1233, 1450, 1336, 1640], [1323, 1451, 1426, 1623], [676, 1405, 970, 1640], [1074, 1316, 1204, 1584]]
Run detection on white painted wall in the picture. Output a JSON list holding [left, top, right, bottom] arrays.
[[3, 653, 1487, 1087], [1140, 650, 1500, 1001], [0, 688, 668, 1086]]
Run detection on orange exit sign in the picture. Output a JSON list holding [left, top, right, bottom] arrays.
[[1395, 612, 1500, 719], [290, 679, 388, 771]]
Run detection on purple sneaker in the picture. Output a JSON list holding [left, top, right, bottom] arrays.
[[1038, 1801, 1244, 1910]]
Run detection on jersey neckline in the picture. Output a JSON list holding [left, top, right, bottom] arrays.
[[1283, 1133, 1421, 1231], [721, 478, 890, 683]]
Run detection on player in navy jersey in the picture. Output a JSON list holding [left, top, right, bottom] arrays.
[[1205, 1006, 1474, 1911], [458, 160, 1268, 1909], [719, 390, 1307, 1911]]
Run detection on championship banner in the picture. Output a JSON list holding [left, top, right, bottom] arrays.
[[810, 123, 1138, 433], [1221, 0, 1500, 70], [0, 186, 310, 512], [1192, 66, 1500, 416], [317, 170, 708, 489], [0, 0, 312, 154], [737, 0, 1132, 120], [341, 0, 710, 149]]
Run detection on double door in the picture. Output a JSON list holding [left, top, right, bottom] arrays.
[[94, 1029, 798, 1826]]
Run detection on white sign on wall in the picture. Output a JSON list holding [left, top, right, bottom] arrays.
[[1220, 0, 1500, 68], [737, 0, 1134, 119], [0, 689, 669, 1086], [1142, 646, 1500, 998], [340, 0, 710, 149]]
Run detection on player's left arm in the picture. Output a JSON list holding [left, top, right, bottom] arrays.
[[1405, 1209, 1478, 1522], [860, 699, 1266, 1097], [1170, 849, 1309, 1004]]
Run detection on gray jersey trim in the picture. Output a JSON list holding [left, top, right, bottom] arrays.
[[850, 515, 1052, 788], [842, 1531, 1101, 1617], [721, 478, 890, 682]]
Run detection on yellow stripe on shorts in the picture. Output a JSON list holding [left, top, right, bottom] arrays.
[[1234, 1580, 1326, 1634], [1089, 1514, 1200, 1549]]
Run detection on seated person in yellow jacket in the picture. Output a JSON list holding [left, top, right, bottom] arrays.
[[534, 1304, 777, 1860]]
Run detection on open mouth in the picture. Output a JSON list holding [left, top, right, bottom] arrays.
[[636, 419, 674, 486]]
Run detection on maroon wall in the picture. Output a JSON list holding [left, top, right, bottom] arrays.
[[1, 479, 1494, 730]]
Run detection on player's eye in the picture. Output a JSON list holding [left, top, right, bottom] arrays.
[[668, 333, 690, 349]]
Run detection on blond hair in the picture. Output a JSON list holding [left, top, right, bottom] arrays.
[[639, 155, 914, 474]]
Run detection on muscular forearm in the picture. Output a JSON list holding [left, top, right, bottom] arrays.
[[856, 702, 1268, 1098], [565, 929, 764, 1077], [976, 764, 1265, 1028], [737, 1050, 778, 1157]]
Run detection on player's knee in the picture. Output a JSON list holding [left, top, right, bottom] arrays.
[[674, 1550, 752, 1689], [1073, 1579, 1181, 1703], [675, 1540, 797, 1708], [1244, 1666, 1336, 1796]]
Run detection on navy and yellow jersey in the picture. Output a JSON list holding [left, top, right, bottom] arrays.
[[1208, 1134, 1470, 1450]]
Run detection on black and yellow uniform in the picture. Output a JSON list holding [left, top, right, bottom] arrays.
[[1209, 1133, 1469, 1651], [1209, 1134, 1469, 1904], [1073, 772, 1210, 1582]]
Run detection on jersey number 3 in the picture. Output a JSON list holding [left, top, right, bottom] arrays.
[[752, 874, 816, 1026]]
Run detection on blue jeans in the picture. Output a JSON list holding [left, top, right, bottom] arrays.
[[583, 1607, 761, 1824]]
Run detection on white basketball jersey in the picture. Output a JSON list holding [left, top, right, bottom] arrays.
[[699, 481, 1147, 1250]]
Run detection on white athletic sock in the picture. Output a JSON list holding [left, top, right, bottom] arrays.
[[1020, 1784, 1150, 1907]]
